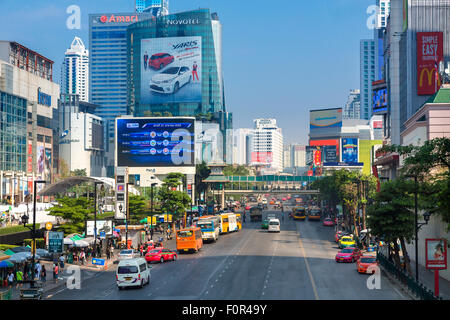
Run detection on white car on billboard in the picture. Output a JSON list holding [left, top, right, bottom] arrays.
[[150, 66, 191, 94]]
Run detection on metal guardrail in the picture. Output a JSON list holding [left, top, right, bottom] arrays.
[[0, 288, 12, 300], [377, 252, 443, 300]]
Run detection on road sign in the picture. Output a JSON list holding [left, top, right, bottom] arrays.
[[426, 239, 447, 270], [92, 258, 105, 266], [48, 231, 64, 253], [45, 222, 52, 231]]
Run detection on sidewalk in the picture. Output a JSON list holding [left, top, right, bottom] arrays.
[[4, 254, 117, 300], [409, 260, 450, 300]]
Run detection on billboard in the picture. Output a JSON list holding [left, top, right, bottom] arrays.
[[141, 36, 202, 104], [310, 108, 342, 130], [251, 152, 273, 164], [417, 32, 443, 95], [116, 117, 195, 167], [341, 138, 358, 163], [87, 220, 113, 236], [305, 146, 316, 166], [322, 145, 338, 162], [372, 86, 388, 114], [426, 239, 447, 270]]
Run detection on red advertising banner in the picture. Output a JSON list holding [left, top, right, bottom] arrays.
[[417, 32, 443, 95], [426, 239, 447, 270], [251, 152, 273, 164], [313, 150, 322, 166]]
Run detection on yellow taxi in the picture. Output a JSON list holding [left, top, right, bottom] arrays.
[[338, 235, 356, 249]]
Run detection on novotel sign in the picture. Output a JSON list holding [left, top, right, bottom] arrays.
[[166, 18, 200, 25], [99, 14, 139, 23], [37, 87, 51, 107]]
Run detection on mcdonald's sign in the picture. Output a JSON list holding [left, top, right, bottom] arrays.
[[417, 32, 443, 95]]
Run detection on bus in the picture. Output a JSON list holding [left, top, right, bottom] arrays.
[[292, 206, 306, 220], [176, 227, 203, 253], [236, 213, 242, 230], [308, 206, 322, 221], [197, 215, 220, 242], [220, 213, 238, 234]]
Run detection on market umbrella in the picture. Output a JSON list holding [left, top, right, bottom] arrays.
[[0, 251, 11, 262], [10, 246, 31, 253], [69, 240, 89, 248], [112, 231, 120, 238], [0, 260, 14, 268], [64, 238, 75, 245], [4, 249, 16, 256]]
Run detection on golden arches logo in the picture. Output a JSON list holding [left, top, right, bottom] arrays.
[[419, 67, 441, 87]]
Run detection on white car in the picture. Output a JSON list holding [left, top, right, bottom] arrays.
[[268, 219, 280, 233], [116, 258, 150, 289], [118, 249, 136, 260], [150, 66, 191, 94]]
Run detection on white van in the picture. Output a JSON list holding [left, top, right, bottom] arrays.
[[268, 219, 280, 233], [116, 258, 151, 289]]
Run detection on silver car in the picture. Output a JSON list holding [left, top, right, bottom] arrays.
[[118, 249, 136, 260]]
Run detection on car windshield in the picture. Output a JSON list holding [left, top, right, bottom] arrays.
[[361, 258, 376, 263], [118, 266, 138, 274], [341, 249, 354, 253], [342, 237, 353, 241], [269, 221, 279, 225], [162, 67, 179, 74], [150, 55, 162, 60], [120, 250, 132, 255], [310, 210, 321, 215], [149, 249, 161, 254]]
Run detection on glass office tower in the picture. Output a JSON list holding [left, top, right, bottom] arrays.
[[127, 9, 226, 117], [89, 12, 153, 175]]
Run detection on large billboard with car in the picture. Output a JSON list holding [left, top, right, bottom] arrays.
[[141, 36, 202, 104], [116, 117, 195, 167]]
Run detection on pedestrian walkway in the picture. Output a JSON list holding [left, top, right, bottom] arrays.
[[409, 260, 450, 300]]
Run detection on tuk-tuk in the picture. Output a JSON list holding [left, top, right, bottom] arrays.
[[20, 283, 43, 300]]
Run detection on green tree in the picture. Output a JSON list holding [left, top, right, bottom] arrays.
[[46, 197, 93, 235], [157, 173, 191, 229], [128, 194, 148, 217], [367, 178, 416, 273], [71, 169, 87, 177], [195, 162, 211, 203]]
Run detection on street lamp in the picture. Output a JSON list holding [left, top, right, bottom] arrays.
[[150, 183, 157, 234], [93, 181, 104, 258], [125, 182, 134, 249], [21, 180, 46, 288]]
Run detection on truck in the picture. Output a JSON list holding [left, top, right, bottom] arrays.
[[249, 207, 263, 222]]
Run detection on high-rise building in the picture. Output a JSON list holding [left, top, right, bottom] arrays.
[[0, 41, 60, 200], [89, 12, 153, 176], [59, 94, 105, 176], [127, 9, 232, 163], [376, 0, 391, 29], [251, 119, 283, 172], [374, 1, 391, 82], [62, 37, 89, 102], [291, 145, 306, 167], [283, 145, 292, 169], [360, 39, 376, 120], [136, 0, 169, 16], [232, 128, 253, 165], [342, 89, 361, 119]]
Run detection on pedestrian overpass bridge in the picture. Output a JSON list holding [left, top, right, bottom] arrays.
[[223, 189, 320, 195]]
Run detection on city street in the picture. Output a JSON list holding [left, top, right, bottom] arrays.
[[47, 207, 405, 300]]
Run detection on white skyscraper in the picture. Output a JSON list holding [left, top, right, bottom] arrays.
[[342, 89, 361, 119], [251, 119, 284, 172], [62, 37, 89, 102]]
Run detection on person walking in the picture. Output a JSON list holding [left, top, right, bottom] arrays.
[[53, 263, 59, 283], [110, 245, 115, 258], [15, 269, 23, 289], [150, 227, 154, 240], [41, 265, 46, 283], [59, 255, 65, 273], [7, 270, 14, 288], [35, 261, 42, 281], [106, 247, 111, 260]]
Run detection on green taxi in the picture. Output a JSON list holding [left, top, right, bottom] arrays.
[[261, 219, 269, 229]]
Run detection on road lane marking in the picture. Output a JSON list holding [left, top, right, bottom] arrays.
[[299, 236, 320, 300]]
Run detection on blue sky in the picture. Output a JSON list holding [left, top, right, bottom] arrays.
[[0, 0, 375, 144]]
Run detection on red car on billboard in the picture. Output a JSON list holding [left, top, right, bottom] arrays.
[[149, 53, 174, 70]]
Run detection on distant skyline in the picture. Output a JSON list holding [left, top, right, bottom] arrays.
[[0, 0, 375, 145]]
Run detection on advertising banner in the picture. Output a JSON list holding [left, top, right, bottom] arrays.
[[323, 145, 338, 162], [372, 87, 388, 114], [251, 152, 273, 164], [305, 146, 315, 166], [48, 232, 64, 254], [426, 239, 447, 270], [310, 108, 342, 130], [341, 138, 358, 163], [116, 117, 195, 167], [86, 220, 113, 236], [417, 32, 443, 95], [313, 149, 322, 167], [141, 36, 202, 104]]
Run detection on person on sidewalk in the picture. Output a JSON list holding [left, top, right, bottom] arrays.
[[150, 227, 154, 240], [106, 247, 111, 260], [53, 263, 59, 283], [7, 270, 14, 288], [15, 269, 23, 289], [41, 265, 46, 283], [35, 261, 42, 281], [59, 255, 65, 273], [110, 245, 114, 258]]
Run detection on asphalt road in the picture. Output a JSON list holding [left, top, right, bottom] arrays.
[[47, 206, 406, 300]]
